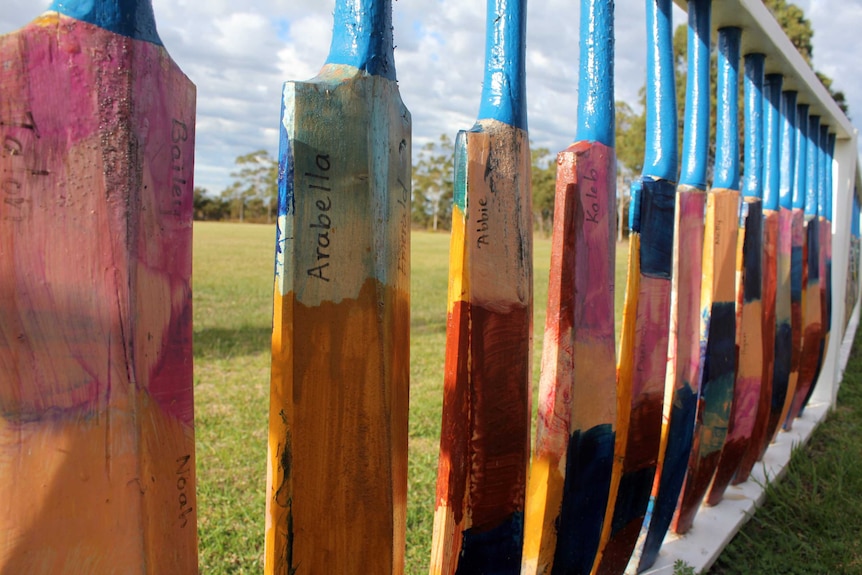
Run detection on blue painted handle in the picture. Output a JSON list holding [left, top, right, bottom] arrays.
[[49, 0, 161, 44], [643, 0, 677, 181], [819, 125, 830, 219], [576, 0, 614, 146], [713, 27, 741, 190], [742, 53, 765, 200], [853, 196, 860, 238], [793, 104, 809, 210], [679, 0, 711, 189], [326, 0, 396, 79], [762, 73, 783, 211], [806, 115, 821, 217], [477, 0, 528, 129], [827, 133, 836, 221], [779, 90, 798, 209]]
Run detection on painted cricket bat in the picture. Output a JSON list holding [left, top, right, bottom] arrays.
[[825, 133, 835, 373], [776, 102, 809, 432], [749, 73, 782, 462], [0, 2, 198, 573], [428, 0, 532, 572], [265, 1, 411, 573], [800, 127, 834, 412], [671, 23, 740, 536], [707, 52, 768, 497], [632, 2, 709, 567], [786, 115, 822, 425], [762, 87, 796, 448], [591, 1, 677, 572], [521, 1, 617, 572], [847, 198, 861, 328]]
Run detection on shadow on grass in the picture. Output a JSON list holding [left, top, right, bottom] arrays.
[[195, 325, 271, 359]]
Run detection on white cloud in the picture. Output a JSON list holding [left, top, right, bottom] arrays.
[[806, 1, 862, 116], [1, 0, 859, 194]]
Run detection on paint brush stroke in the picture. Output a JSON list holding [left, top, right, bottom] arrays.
[[787, 219, 821, 424], [672, 189, 738, 535], [634, 190, 705, 573], [777, 209, 805, 429], [430, 122, 532, 575], [737, 210, 778, 477], [523, 141, 616, 575], [763, 207, 793, 446], [594, 177, 674, 575], [707, 199, 763, 505], [0, 13, 197, 573]]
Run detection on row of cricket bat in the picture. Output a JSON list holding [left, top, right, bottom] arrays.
[[0, 0, 849, 574]]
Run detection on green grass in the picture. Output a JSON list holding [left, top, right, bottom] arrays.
[[194, 223, 273, 573]]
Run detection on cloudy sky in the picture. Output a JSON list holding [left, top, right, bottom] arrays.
[[2, 1, 860, 194]]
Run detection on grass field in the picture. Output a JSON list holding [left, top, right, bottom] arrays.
[[192, 221, 861, 574]]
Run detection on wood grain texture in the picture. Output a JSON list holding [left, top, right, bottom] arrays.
[[634, 189, 705, 572], [265, 64, 411, 575], [522, 141, 616, 575], [0, 12, 197, 574], [707, 199, 763, 505], [672, 189, 739, 535], [594, 177, 674, 575], [429, 122, 532, 575]]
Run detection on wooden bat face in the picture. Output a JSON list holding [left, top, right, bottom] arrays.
[[266, 41, 411, 575], [594, 175, 674, 575], [430, 120, 532, 575], [672, 187, 739, 535], [1, 11, 197, 574], [431, 1, 532, 573], [523, 139, 616, 575], [708, 198, 764, 504], [635, 186, 705, 572]]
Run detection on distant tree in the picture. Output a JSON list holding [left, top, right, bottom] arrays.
[[220, 182, 244, 221], [816, 71, 849, 117], [763, 0, 814, 63], [531, 146, 556, 236], [615, 100, 649, 240], [193, 186, 230, 221], [193, 187, 209, 219], [763, 0, 849, 115], [228, 149, 278, 223], [615, 101, 647, 180], [412, 134, 455, 231]]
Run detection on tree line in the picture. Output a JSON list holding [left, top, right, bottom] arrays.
[[193, 149, 278, 223], [197, 0, 844, 239]]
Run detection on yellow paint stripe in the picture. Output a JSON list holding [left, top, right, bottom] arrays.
[[522, 455, 565, 575], [593, 233, 641, 572], [447, 205, 469, 312], [33, 12, 61, 27]]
